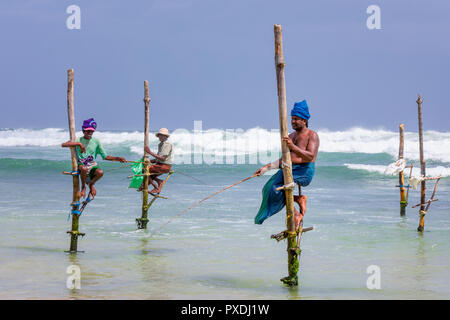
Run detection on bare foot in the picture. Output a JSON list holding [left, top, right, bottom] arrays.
[[80, 186, 86, 198], [89, 184, 96, 198], [293, 195, 307, 230], [148, 188, 160, 195], [294, 195, 307, 215], [294, 208, 304, 230]]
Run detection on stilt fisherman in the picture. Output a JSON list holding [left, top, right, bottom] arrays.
[[254, 100, 319, 229], [143, 128, 173, 195]]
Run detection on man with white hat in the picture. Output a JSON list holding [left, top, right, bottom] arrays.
[[143, 128, 173, 194]]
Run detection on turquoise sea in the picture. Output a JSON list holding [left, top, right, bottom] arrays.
[[0, 127, 449, 299]]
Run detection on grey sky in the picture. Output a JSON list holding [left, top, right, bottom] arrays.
[[1, 0, 449, 131]]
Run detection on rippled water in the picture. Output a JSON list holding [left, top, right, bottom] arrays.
[[1, 131, 449, 299]]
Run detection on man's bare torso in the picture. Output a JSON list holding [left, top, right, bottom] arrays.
[[289, 129, 319, 164]]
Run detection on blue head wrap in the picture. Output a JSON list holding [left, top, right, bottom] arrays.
[[291, 100, 310, 120]]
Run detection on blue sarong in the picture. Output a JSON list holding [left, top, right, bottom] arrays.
[[254, 162, 315, 225]]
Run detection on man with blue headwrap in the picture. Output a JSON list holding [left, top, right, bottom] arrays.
[[254, 100, 319, 229]]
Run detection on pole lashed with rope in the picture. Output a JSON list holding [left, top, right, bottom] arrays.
[[137, 81, 151, 229], [66, 68, 85, 252], [274, 24, 299, 286]]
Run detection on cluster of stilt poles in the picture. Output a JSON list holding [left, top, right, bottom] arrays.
[[62, 25, 313, 286], [396, 94, 441, 232], [64, 71, 172, 252]]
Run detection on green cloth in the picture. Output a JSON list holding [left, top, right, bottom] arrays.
[[75, 137, 108, 167], [128, 161, 143, 189]]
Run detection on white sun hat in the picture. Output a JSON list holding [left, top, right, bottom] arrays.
[[155, 128, 170, 137]]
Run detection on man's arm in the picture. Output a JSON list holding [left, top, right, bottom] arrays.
[[62, 141, 85, 153], [254, 159, 281, 176], [282, 132, 318, 162], [104, 155, 127, 163], [96, 139, 126, 163], [144, 145, 167, 162]]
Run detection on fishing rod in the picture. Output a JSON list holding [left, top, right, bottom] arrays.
[[172, 170, 207, 185], [103, 163, 132, 173], [154, 173, 258, 233], [123, 161, 207, 185]]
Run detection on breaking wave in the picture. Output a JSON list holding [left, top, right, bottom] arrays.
[[1, 127, 450, 163]]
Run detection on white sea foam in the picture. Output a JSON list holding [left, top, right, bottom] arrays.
[[344, 163, 450, 177], [319, 128, 450, 163], [2, 127, 450, 163]]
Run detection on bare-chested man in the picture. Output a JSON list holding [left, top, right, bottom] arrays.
[[254, 100, 319, 229]]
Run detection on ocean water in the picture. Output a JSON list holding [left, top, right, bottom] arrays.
[[0, 127, 449, 299]]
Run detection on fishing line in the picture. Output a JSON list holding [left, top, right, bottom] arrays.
[[172, 170, 208, 185], [154, 173, 258, 234]]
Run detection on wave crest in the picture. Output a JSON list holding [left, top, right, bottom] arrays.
[[2, 127, 450, 163]]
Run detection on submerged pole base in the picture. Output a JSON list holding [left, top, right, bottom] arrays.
[[400, 201, 407, 216], [66, 230, 85, 253], [400, 207, 406, 216], [136, 217, 149, 229], [281, 275, 298, 286]]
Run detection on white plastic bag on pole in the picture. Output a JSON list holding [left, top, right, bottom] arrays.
[[384, 159, 406, 175]]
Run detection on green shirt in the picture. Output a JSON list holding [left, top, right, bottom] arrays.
[[158, 141, 173, 165], [76, 137, 108, 167]]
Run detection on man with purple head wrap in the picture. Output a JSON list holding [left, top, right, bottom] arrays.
[[62, 118, 127, 198]]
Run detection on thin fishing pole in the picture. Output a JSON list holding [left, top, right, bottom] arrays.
[[172, 170, 208, 185], [154, 173, 258, 233]]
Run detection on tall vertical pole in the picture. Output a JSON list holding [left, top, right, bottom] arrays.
[[138, 81, 151, 229], [417, 94, 426, 232], [67, 69, 82, 252], [274, 24, 298, 286], [398, 124, 407, 216]]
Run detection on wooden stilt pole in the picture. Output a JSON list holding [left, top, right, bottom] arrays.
[[66, 69, 84, 252], [273, 24, 298, 286], [398, 124, 407, 216], [417, 94, 426, 232], [137, 81, 151, 229]]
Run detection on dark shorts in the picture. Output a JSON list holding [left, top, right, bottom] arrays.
[[78, 165, 100, 180], [88, 166, 99, 180], [149, 163, 171, 176]]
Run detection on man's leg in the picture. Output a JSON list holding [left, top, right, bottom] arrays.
[[154, 177, 164, 191], [88, 168, 103, 198], [293, 195, 307, 230], [148, 175, 162, 194], [79, 165, 89, 198]]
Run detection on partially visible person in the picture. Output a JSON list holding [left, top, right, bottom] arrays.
[[143, 128, 173, 194], [61, 118, 127, 198]]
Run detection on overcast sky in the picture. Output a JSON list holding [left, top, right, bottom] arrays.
[[1, 0, 449, 132]]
